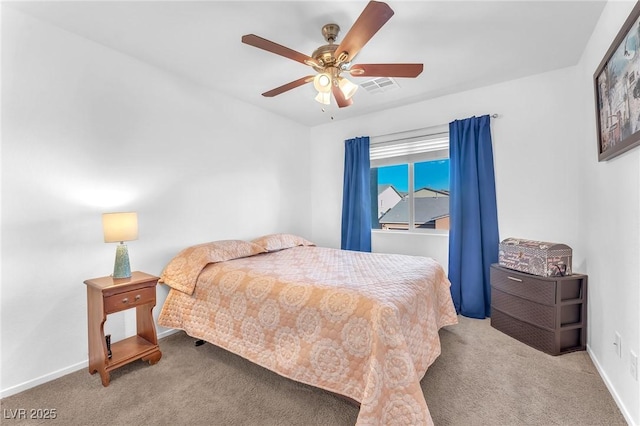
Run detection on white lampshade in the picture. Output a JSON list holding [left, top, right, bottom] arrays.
[[315, 91, 331, 105], [102, 212, 138, 243], [313, 73, 332, 93], [339, 77, 358, 100]]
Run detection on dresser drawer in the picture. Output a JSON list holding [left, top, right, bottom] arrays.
[[491, 288, 555, 329], [104, 286, 155, 314], [491, 309, 582, 355], [490, 266, 556, 305]]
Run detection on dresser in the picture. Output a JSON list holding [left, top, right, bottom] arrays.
[[490, 264, 587, 355]]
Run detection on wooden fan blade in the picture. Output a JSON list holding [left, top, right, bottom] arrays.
[[349, 63, 423, 78], [262, 76, 314, 97], [242, 34, 316, 66], [332, 84, 354, 108], [334, 1, 394, 63]]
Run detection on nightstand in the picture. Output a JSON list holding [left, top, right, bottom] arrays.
[[84, 271, 162, 386]]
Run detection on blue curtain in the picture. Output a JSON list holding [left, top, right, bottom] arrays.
[[448, 115, 499, 319], [341, 136, 372, 252]]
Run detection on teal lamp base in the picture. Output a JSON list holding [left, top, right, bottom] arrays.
[[113, 243, 132, 278]]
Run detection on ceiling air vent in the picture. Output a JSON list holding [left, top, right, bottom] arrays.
[[359, 77, 400, 94]]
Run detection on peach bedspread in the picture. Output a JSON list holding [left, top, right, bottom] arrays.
[[158, 246, 457, 425]]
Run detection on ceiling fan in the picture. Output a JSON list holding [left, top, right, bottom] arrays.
[[241, 0, 423, 108]]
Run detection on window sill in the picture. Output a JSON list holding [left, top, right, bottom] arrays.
[[371, 229, 449, 237]]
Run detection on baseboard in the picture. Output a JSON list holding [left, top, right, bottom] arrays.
[[587, 344, 637, 426], [0, 328, 180, 399], [0, 359, 88, 399], [157, 328, 180, 340]]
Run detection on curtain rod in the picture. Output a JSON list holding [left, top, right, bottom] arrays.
[[371, 113, 499, 141]]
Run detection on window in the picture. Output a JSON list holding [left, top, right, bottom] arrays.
[[370, 127, 450, 231]]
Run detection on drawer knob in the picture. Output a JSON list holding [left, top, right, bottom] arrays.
[[122, 297, 129, 304], [135, 295, 141, 301], [507, 276, 523, 282]]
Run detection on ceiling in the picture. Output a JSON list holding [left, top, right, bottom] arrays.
[[5, 1, 607, 127]]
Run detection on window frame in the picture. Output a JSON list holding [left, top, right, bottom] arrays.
[[370, 128, 450, 234]]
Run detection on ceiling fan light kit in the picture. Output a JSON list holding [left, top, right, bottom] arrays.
[[241, 0, 423, 109], [313, 73, 332, 93], [338, 77, 358, 100], [315, 91, 331, 105]]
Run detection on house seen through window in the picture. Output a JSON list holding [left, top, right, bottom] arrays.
[[370, 129, 450, 231]]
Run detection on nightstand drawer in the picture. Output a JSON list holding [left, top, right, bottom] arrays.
[[104, 286, 155, 314]]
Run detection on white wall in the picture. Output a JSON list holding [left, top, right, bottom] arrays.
[[1, 7, 311, 396], [577, 1, 640, 424], [372, 231, 450, 273], [309, 13, 638, 422], [2, 2, 638, 423], [310, 67, 584, 259]]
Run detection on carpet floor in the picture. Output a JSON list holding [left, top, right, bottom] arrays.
[[0, 316, 626, 425]]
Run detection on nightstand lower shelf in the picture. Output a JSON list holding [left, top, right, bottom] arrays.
[[105, 336, 161, 372]]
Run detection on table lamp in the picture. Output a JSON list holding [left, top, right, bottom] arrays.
[[102, 212, 138, 278]]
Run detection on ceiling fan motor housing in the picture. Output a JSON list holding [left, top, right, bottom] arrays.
[[311, 44, 338, 70]]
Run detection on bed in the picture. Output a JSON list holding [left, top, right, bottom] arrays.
[[158, 234, 458, 425]]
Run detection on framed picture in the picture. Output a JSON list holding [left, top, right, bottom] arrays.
[[594, 1, 640, 161]]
